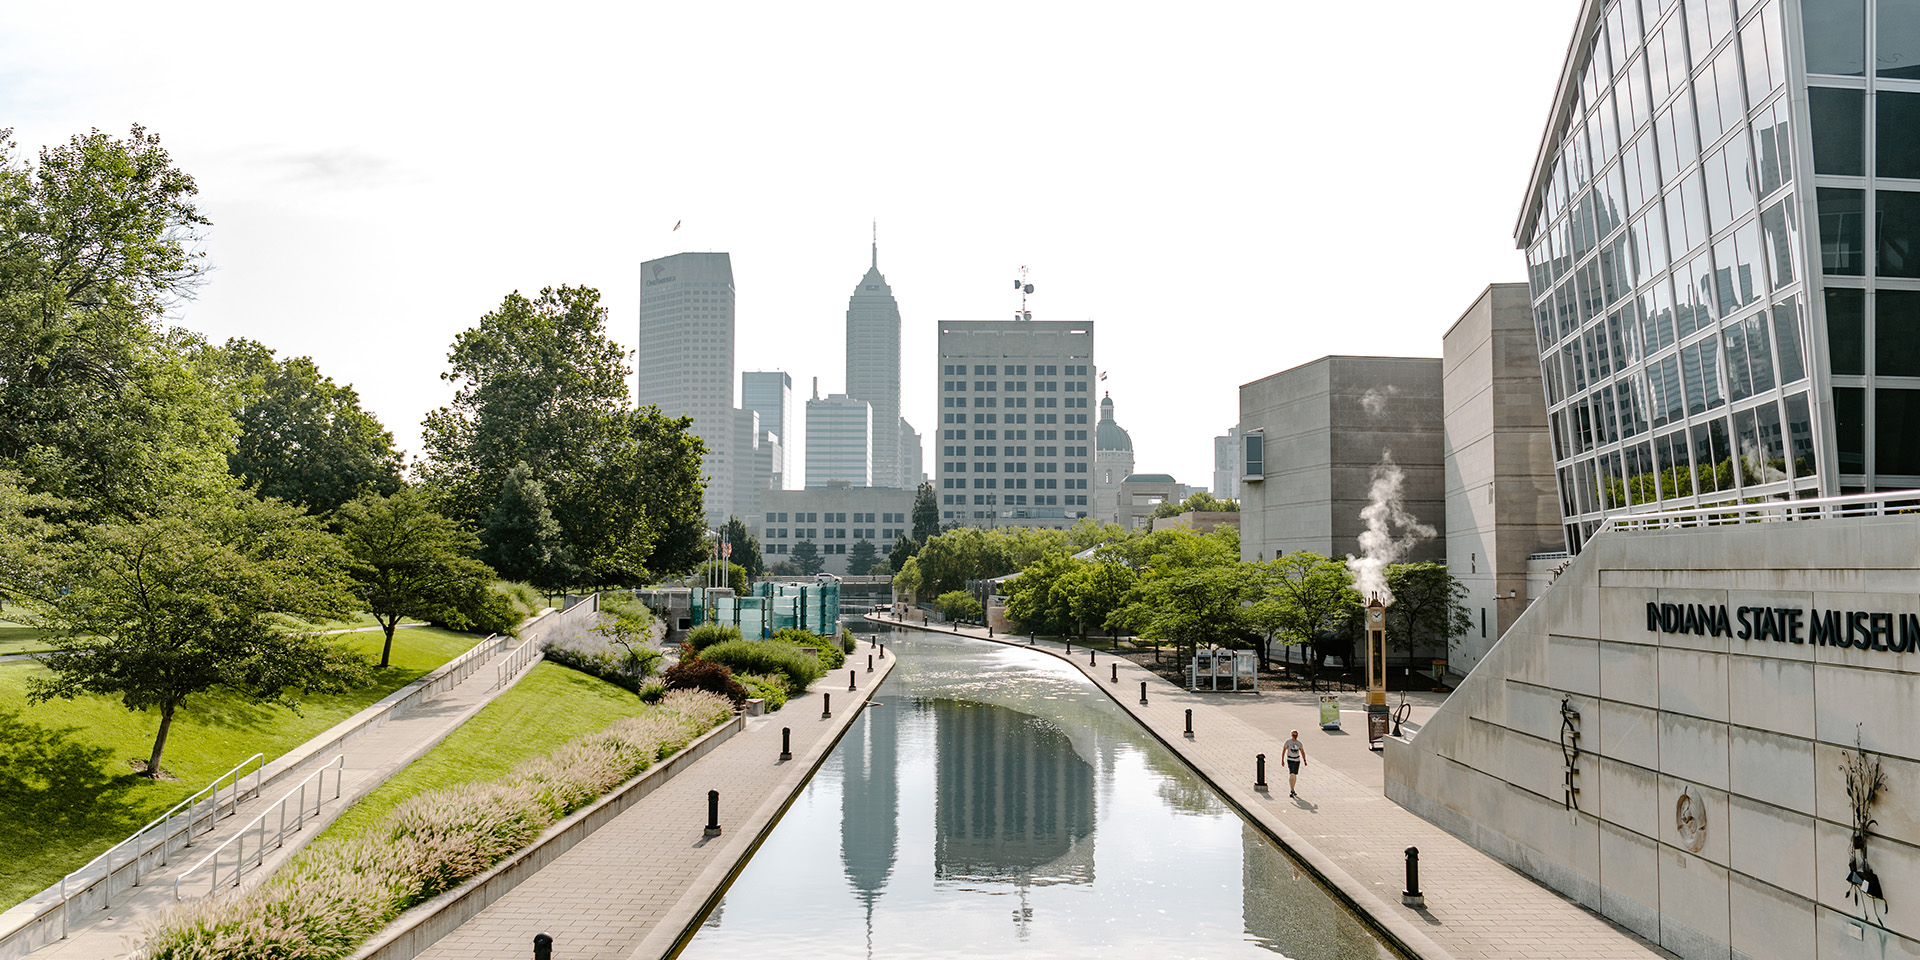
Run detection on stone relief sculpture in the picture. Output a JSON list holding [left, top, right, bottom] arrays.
[[1842, 725, 1888, 918], [1674, 788, 1707, 853], [1559, 697, 1581, 811]]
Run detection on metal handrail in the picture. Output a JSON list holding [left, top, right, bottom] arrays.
[[1596, 489, 1920, 535], [174, 754, 346, 900], [57, 751, 265, 917], [494, 635, 542, 689]]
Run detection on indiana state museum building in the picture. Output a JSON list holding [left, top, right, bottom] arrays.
[[1384, 2, 1920, 960]]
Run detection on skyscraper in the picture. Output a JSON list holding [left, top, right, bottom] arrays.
[[638, 252, 736, 524], [741, 370, 794, 489], [846, 239, 904, 488], [935, 320, 1096, 528], [1515, 0, 1920, 552], [806, 393, 873, 488]]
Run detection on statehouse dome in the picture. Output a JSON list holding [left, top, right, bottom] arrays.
[[1096, 393, 1133, 452]]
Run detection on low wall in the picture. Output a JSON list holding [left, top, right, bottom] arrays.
[[1385, 514, 1920, 960]]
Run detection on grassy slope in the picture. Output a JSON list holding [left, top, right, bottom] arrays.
[[320, 661, 648, 842], [0, 627, 486, 908]]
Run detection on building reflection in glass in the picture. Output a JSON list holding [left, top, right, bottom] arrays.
[[931, 699, 1095, 888]]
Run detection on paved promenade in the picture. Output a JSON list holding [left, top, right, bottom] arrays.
[[25, 636, 543, 960], [407, 651, 897, 960], [878, 616, 1674, 960]]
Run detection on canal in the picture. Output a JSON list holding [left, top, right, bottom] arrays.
[[676, 628, 1402, 960]]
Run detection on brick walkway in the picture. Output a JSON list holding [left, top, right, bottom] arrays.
[[411, 652, 897, 960], [880, 616, 1673, 960]]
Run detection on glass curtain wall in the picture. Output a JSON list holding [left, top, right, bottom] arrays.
[[1523, 0, 1822, 551], [1807, 0, 1920, 489]]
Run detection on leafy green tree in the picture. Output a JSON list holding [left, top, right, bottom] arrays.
[[911, 481, 940, 541], [420, 286, 706, 585], [913, 527, 1015, 596], [892, 556, 923, 603], [0, 468, 58, 604], [212, 338, 403, 516], [1131, 563, 1257, 666], [693, 560, 749, 592], [1066, 516, 1128, 550], [26, 493, 370, 776], [1057, 559, 1138, 639], [887, 535, 919, 573], [1383, 561, 1471, 656], [1003, 553, 1080, 635], [936, 590, 982, 622], [1247, 551, 1361, 664], [845, 538, 879, 576], [789, 540, 825, 576], [0, 126, 235, 518], [720, 516, 762, 577], [481, 463, 576, 593], [336, 488, 495, 668]]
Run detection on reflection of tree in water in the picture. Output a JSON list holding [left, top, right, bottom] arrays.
[[1240, 823, 1401, 959], [933, 699, 1095, 888], [840, 697, 899, 954], [1142, 740, 1224, 817]]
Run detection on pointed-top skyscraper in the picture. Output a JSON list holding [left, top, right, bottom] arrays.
[[846, 231, 905, 488]]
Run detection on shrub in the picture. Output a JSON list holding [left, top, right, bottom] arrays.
[[735, 672, 789, 711], [141, 691, 732, 960], [637, 680, 666, 703], [661, 657, 746, 704], [937, 590, 982, 622], [542, 644, 662, 694], [686, 623, 742, 651], [429, 584, 522, 637], [770, 628, 845, 670], [840, 627, 858, 654], [701, 639, 828, 692], [494, 580, 545, 618]]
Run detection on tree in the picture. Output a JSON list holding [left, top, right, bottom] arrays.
[[212, 339, 403, 517], [720, 516, 763, 578], [1383, 561, 1471, 657], [693, 560, 749, 592], [0, 468, 58, 604], [913, 527, 1014, 596], [911, 481, 939, 542], [887, 535, 919, 573], [1131, 564, 1257, 666], [419, 286, 706, 585], [1003, 553, 1080, 635], [336, 488, 495, 668], [1247, 552, 1360, 667], [936, 590, 982, 622], [0, 127, 235, 518], [481, 463, 576, 593], [1067, 516, 1128, 551], [26, 494, 370, 776], [892, 557, 923, 603], [1057, 559, 1137, 640], [789, 540, 825, 576], [845, 539, 879, 576]]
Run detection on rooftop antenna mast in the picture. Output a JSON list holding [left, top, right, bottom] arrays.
[[1013, 266, 1035, 321]]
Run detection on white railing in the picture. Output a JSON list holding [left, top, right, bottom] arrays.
[[174, 755, 346, 900], [441, 632, 498, 689], [56, 751, 265, 916], [1596, 489, 1920, 535], [494, 635, 542, 689]]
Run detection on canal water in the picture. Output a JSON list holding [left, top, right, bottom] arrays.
[[676, 628, 1401, 960]]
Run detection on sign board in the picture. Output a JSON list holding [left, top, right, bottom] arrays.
[[1368, 711, 1390, 744], [1319, 695, 1340, 730]]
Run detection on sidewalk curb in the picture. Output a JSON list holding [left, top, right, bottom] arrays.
[[866, 614, 1452, 960]]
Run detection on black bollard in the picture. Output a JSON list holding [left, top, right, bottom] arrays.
[[1089, 648, 1096, 666], [1184, 708, 1194, 738], [1402, 847, 1424, 907], [880, 643, 886, 659], [1256, 753, 1268, 790], [849, 670, 857, 691], [1139, 680, 1148, 705], [988, 625, 993, 637], [705, 790, 721, 836], [780, 726, 792, 761], [1065, 639, 1071, 655], [534, 933, 553, 960], [1029, 633, 1035, 645], [871, 637, 877, 648], [822, 692, 832, 719], [1110, 663, 1118, 683], [868, 654, 874, 673]]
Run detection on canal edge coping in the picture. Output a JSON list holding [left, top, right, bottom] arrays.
[[869, 615, 1452, 960], [628, 650, 899, 960]]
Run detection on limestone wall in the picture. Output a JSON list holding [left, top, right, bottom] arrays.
[[1384, 514, 1920, 960]]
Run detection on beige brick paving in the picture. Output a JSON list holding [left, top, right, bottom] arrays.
[[415, 654, 896, 960], [893, 617, 1675, 960]]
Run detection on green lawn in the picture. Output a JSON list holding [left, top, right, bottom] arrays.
[[0, 626, 488, 909], [320, 661, 649, 842]]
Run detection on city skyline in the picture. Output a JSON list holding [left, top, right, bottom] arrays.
[[0, 1, 1581, 490]]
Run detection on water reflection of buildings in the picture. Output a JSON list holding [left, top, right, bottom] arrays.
[[932, 700, 1095, 887], [840, 699, 898, 947]]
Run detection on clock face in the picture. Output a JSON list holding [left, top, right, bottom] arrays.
[[1369, 610, 1382, 623]]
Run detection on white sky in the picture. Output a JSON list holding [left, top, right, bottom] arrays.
[[2, 1, 1581, 491]]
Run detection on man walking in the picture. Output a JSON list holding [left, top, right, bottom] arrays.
[[1284, 730, 1307, 798]]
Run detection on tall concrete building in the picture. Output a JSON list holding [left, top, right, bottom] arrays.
[[728, 408, 782, 525], [1212, 426, 1242, 502], [846, 242, 905, 489], [899, 419, 925, 487], [639, 252, 736, 523], [1440, 283, 1562, 673], [759, 484, 915, 575], [936, 321, 1096, 529], [1511, 0, 1920, 551], [806, 392, 873, 488], [1092, 393, 1135, 524], [741, 371, 794, 489], [1236, 356, 1446, 563]]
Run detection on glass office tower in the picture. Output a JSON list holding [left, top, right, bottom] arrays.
[[1519, 0, 1920, 552]]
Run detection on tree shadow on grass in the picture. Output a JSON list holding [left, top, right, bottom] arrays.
[[0, 707, 143, 842]]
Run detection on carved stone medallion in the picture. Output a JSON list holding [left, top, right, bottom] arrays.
[[1675, 788, 1708, 853]]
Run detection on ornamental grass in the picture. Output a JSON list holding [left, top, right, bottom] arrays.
[[139, 690, 732, 960]]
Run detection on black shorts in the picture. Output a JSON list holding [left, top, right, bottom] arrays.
[[1287, 759, 1301, 774]]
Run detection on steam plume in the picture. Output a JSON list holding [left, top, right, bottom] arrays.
[[1359, 386, 1399, 417], [1346, 448, 1435, 605]]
